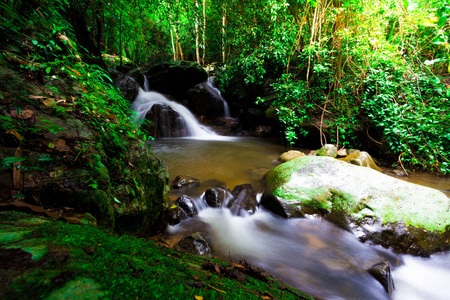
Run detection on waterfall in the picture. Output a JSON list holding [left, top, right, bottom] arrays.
[[204, 77, 231, 118], [130, 89, 218, 138], [143, 75, 150, 92]]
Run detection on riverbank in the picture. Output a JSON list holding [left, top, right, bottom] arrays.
[[0, 210, 315, 299]]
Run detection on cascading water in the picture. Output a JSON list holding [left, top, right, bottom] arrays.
[[204, 77, 231, 118], [130, 77, 218, 138], [143, 74, 150, 92], [154, 138, 450, 300]]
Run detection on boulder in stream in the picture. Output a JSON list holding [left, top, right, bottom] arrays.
[[203, 187, 229, 208], [172, 175, 201, 189], [261, 156, 450, 256], [174, 232, 215, 258], [228, 184, 259, 216], [176, 195, 197, 217]]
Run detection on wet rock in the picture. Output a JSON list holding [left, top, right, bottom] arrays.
[[367, 260, 395, 296], [166, 205, 184, 226], [109, 69, 140, 102], [172, 175, 201, 189], [176, 195, 197, 217], [278, 150, 306, 163], [143, 103, 188, 138], [174, 232, 215, 258], [203, 187, 228, 208], [339, 151, 383, 172], [316, 144, 337, 158], [186, 83, 226, 119], [261, 156, 450, 255], [0, 248, 35, 270], [228, 184, 258, 216], [141, 62, 208, 99]]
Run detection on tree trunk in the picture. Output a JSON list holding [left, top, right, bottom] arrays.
[[195, 0, 201, 64], [222, 5, 226, 63], [202, 0, 206, 65]]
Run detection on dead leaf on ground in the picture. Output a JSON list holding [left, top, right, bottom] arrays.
[[6, 129, 24, 141], [194, 296, 203, 300], [13, 148, 23, 189]]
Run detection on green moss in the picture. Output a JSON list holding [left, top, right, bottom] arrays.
[[0, 211, 314, 300]]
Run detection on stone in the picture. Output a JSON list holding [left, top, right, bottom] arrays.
[[261, 156, 450, 255], [174, 232, 215, 258], [316, 144, 337, 158], [142, 62, 208, 99], [339, 151, 383, 172], [367, 260, 395, 296], [109, 69, 140, 102], [203, 187, 228, 208], [186, 83, 226, 120], [172, 175, 201, 189], [228, 184, 259, 216], [176, 195, 197, 217], [278, 150, 306, 163]]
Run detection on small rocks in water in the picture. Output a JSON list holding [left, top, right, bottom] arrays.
[[391, 168, 408, 177], [175, 195, 197, 217], [278, 150, 306, 163], [174, 232, 215, 258], [171, 175, 201, 189], [203, 187, 228, 208], [166, 205, 184, 226], [316, 144, 337, 158], [367, 260, 395, 296], [228, 184, 258, 216]]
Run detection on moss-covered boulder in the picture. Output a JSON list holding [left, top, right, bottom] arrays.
[[261, 156, 450, 256]]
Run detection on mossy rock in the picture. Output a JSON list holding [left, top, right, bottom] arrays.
[[261, 156, 450, 255]]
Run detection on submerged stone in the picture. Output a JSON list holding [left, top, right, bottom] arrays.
[[172, 175, 201, 189]]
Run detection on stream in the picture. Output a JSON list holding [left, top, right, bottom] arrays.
[[151, 137, 450, 300]]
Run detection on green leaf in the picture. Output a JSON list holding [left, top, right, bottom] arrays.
[[31, 39, 38, 45], [1, 157, 27, 165], [113, 197, 121, 204], [45, 67, 51, 74]]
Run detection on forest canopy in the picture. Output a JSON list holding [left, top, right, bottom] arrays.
[[1, 0, 449, 173]]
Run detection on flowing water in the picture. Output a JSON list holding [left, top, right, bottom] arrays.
[[151, 137, 450, 300], [205, 77, 231, 117]]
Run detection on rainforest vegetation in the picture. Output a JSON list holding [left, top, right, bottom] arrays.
[[1, 0, 449, 174]]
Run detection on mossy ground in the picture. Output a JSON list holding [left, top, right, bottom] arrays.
[[0, 211, 315, 300]]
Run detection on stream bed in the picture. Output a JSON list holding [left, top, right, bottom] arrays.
[[151, 137, 450, 300]]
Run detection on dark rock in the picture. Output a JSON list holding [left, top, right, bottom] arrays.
[[172, 175, 201, 189], [228, 184, 259, 216], [0, 248, 35, 270], [203, 187, 228, 208], [186, 83, 226, 120], [142, 61, 207, 98], [176, 195, 197, 217], [143, 103, 188, 138], [367, 260, 395, 296], [166, 206, 184, 226], [109, 69, 140, 102], [174, 232, 215, 258]]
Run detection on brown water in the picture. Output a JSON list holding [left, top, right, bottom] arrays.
[[151, 137, 450, 300], [150, 137, 449, 197]]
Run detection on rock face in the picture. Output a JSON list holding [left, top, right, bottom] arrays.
[[109, 69, 140, 102], [142, 62, 208, 99], [143, 104, 188, 138], [261, 156, 450, 256], [228, 184, 258, 216], [186, 82, 226, 120]]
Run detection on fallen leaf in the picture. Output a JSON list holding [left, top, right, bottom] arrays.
[[214, 263, 221, 274], [43, 99, 56, 107], [0, 200, 60, 219], [6, 129, 24, 141], [207, 284, 226, 294], [194, 296, 203, 300], [29, 95, 47, 99], [13, 148, 23, 188]]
